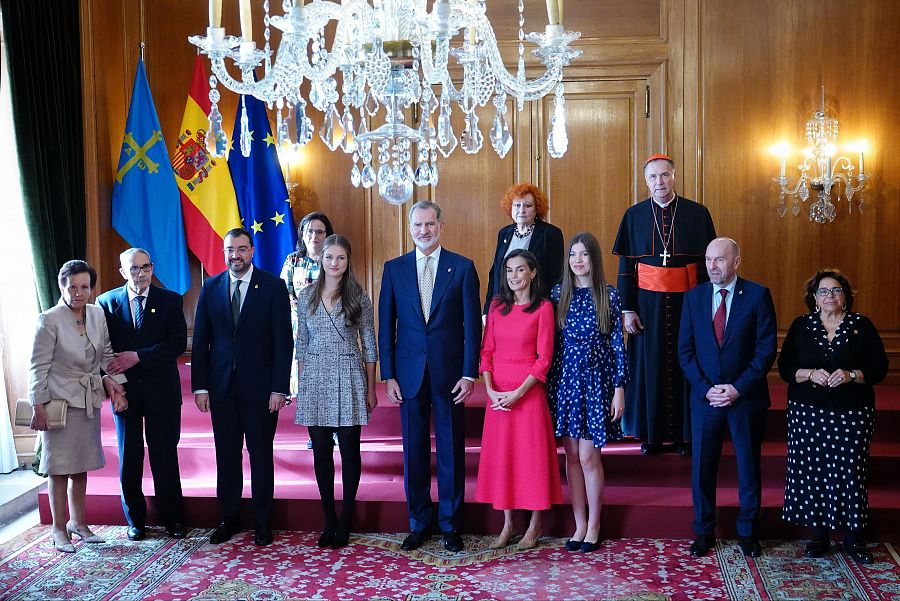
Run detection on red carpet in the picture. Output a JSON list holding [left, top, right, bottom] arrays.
[[38, 366, 900, 542], [2, 525, 899, 600]]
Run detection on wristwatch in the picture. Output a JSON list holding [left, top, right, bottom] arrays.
[[849, 370, 858, 382]]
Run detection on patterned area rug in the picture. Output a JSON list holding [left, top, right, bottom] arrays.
[[0, 527, 898, 600]]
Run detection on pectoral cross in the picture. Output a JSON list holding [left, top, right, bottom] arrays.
[[660, 248, 670, 266]]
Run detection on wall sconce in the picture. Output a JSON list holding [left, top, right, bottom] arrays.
[[771, 87, 868, 223]]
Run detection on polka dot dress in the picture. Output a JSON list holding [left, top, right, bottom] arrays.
[[548, 284, 628, 448], [782, 314, 875, 532]]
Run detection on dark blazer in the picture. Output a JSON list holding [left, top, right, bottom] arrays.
[[483, 219, 564, 314], [97, 284, 187, 412], [678, 278, 777, 410], [191, 267, 293, 404], [379, 248, 482, 398]]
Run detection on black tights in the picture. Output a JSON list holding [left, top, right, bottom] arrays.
[[308, 426, 362, 527]]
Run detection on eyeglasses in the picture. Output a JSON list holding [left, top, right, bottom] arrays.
[[815, 287, 844, 297], [304, 228, 327, 237], [128, 263, 153, 275]]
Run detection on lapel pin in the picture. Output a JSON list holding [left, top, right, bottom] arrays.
[[255, 284, 259, 289], [151, 308, 156, 313], [447, 267, 452, 272], [738, 290, 743, 295]]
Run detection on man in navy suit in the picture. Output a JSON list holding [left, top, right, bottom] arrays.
[[191, 228, 292, 546], [379, 200, 482, 552], [98, 248, 188, 541], [678, 237, 776, 558]]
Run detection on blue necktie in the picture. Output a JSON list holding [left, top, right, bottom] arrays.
[[133, 296, 145, 331]]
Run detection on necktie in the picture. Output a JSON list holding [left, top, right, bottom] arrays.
[[133, 296, 144, 331], [232, 280, 242, 326], [419, 256, 433, 323], [713, 288, 728, 346]]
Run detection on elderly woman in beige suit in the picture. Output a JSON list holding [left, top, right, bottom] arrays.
[[29, 260, 127, 553]]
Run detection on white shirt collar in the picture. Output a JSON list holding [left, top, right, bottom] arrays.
[[126, 285, 150, 303], [714, 277, 737, 296], [652, 192, 677, 208], [229, 264, 255, 285], [415, 246, 442, 264]]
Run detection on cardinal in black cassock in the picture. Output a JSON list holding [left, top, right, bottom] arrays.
[[613, 155, 716, 453]]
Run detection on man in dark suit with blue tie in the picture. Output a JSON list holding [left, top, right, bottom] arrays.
[[678, 237, 777, 558], [98, 248, 188, 541], [191, 228, 292, 546], [379, 200, 482, 552]]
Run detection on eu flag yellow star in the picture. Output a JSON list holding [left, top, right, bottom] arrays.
[[251, 220, 264, 234], [264, 132, 276, 147], [271, 211, 286, 226]]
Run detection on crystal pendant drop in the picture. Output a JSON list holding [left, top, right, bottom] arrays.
[[436, 101, 457, 157], [361, 163, 376, 188], [206, 105, 228, 157], [341, 108, 357, 153], [295, 103, 314, 146], [490, 111, 512, 158], [460, 110, 483, 154], [547, 86, 569, 159], [364, 89, 379, 116], [414, 163, 431, 186], [379, 166, 413, 205], [276, 105, 289, 147], [319, 105, 345, 151], [350, 163, 362, 187], [239, 101, 252, 158]]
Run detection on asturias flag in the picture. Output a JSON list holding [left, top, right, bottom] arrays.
[[112, 58, 190, 294], [171, 57, 242, 276], [228, 94, 297, 274]]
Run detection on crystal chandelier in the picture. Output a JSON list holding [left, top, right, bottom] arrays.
[[189, 0, 581, 205], [771, 87, 868, 223]]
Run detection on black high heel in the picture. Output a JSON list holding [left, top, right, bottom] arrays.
[[317, 519, 338, 548]]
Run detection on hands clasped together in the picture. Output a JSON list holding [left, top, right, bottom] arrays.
[[809, 368, 854, 388], [705, 384, 741, 408]]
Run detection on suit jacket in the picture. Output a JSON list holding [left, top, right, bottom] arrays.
[[483, 219, 564, 314], [191, 268, 293, 404], [29, 302, 125, 412], [96, 284, 187, 414], [678, 277, 777, 411], [379, 248, 482, 399]]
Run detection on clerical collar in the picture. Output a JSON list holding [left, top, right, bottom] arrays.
[[653, 193, 677, 208]]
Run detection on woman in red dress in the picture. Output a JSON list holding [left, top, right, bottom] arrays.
[[475, 249, 561, 550]]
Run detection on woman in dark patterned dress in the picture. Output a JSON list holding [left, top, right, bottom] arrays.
[[549, 232, 628, 553], [779, 269, 888, 565]]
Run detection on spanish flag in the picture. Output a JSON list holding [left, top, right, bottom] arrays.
[[171, 57, 242, 276]]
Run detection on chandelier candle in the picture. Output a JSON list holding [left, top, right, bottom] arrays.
[[209, 0, 222, 28]]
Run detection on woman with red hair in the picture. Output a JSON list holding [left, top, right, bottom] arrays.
[[483, 183, 565, 317]]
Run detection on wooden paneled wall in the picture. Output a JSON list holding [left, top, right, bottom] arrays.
[[80, 0, 900, 380]]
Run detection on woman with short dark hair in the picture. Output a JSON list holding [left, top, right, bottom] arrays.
[[779, 268, 888, 564], [29, 260, 127, 552]]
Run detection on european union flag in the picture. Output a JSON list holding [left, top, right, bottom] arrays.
[[111, 58, 190, 294], [228, 94, 297, 274]]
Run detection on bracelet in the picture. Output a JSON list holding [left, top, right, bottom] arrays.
[[808, 369, 815, 381]]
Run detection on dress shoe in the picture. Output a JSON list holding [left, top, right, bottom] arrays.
[[126, 526, 146, 541], [254, 527, 274, 546], [564, 539, 584, 552], [580, 540, 602, 553], [317, 525, 337, 548], [166, 523, 187, 539], [331, 522, 351, 549], [804, 538, 830, 558], [67, 522, 105, 543], [739, 537, 762, 558], [640, 442, 665, 455], [209, 521, 239, 544], [846, 542, 874, 565], [689, 534, 715, 557], [51, 531, 76, 553], [400, 530, 430, 551], [442, 530, 464, 553]]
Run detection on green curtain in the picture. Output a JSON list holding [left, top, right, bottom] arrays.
[[1, 0, 85, 311]]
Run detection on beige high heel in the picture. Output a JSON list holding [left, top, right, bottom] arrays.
[[51, 530, 75, 553], [488, 531, 519, 550], [66, 522, 105, 543]]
